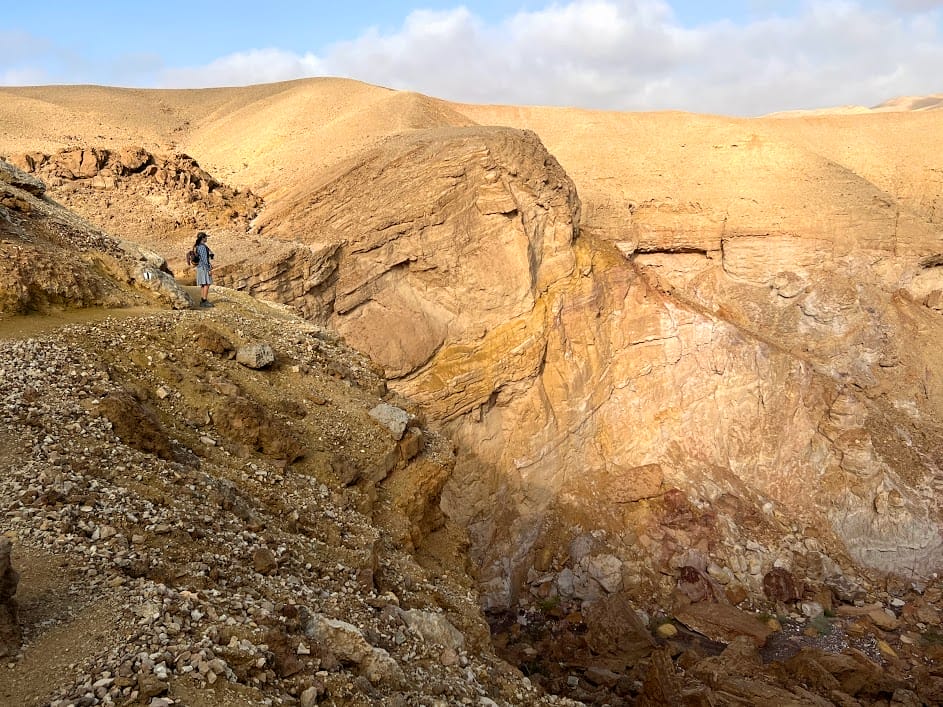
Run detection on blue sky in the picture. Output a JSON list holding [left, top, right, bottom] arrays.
[[2, 1, 941, 115]]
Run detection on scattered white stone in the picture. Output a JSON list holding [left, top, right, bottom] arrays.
[[236, 342, 275, 369], [368, 403, 410, 440]]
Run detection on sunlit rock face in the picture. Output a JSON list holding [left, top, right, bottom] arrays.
[[0, 159, 192, 314], [240, 123, 943, 610]]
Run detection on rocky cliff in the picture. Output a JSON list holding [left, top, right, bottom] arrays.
[[0, 159, 566, 705], [207, 117, 943, 620], [0, 158, 191, 313]]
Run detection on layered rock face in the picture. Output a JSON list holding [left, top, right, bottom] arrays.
[[4, 147, 262, 278], [235, 126, 579, 383], [0, 159, 192, 314], [238, 123, 943, 612]]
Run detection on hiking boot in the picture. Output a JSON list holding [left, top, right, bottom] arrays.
[[199, 299, 213, 308]]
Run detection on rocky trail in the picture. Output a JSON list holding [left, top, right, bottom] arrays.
[[3, 298, 943, 707], [0, 292, 571, 706]]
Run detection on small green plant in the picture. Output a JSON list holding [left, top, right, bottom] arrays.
[[537, 595, 560, 613], [808, 613, 832, 636], [923, 628, 943, 645]]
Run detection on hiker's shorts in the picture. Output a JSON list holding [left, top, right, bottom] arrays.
[[196, 266, 212, 286]]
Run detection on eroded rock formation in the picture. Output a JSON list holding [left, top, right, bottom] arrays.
[[3, 79, 943, 704], [214, 123, 943, 620], [6, 147, 261, 236], [0, 159, 192, 313]]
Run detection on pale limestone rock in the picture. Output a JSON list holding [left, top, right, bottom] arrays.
[[236, 342, 275, 369], [585, 554, 623, 594], [800, 602, 824, 618], [299, 686, 319, 707], [398, 609, 465, 650], [120, 240, 194, 309], [556, 568, 575, 598], [305, 615, 404, 686], [369, 403, 410, 441]]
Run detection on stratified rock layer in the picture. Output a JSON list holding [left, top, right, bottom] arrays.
[[236, 122, 943, 612]]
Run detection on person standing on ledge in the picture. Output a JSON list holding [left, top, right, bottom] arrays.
[[193, 231, 215, 307]]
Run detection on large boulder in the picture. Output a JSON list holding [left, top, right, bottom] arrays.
[[236, 342, 276, 369], [305, 614, 404, 686], [0, 158, 45, 195]]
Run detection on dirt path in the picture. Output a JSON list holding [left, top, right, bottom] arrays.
[[0, 555, 123, 706], [0, 307, 163, 341], [0, 285, 214, 340], [0, 426, 123, 706]]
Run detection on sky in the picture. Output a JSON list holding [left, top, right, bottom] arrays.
[[1, 0, 941, 116]]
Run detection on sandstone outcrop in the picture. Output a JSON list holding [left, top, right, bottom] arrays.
[[6, 147, 261, 246], [241, 126, 578, 382], [0, 158, 192, 313], [4, 80, 943, 704], [203, 117, 943, 626]]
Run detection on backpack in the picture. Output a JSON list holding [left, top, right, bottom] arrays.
[[186, 248, 199, 267]]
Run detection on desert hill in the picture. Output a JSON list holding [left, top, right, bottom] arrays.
[[873, 93, 943, 112], [2, 78, 943, 705]]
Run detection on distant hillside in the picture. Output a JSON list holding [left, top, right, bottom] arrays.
[[872, 93, 943, 111]]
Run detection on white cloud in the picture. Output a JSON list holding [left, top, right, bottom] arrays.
[[159, 48, 324, 88], [0, 66, 47, 85], [5, 1, 942, 115], [0, 30, 52, 84], [302, 0, 943, 115], [890, 0, 943, 11]]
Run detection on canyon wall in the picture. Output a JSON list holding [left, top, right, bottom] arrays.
[[227, 123, 943, 610], [7, 82, 941, 613]]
